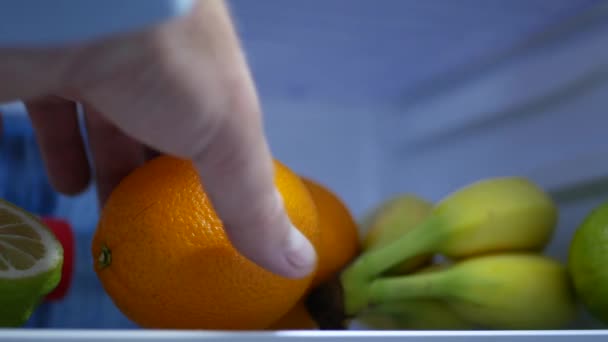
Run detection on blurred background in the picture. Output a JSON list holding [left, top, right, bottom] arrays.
[[2, 0, 608, 329]]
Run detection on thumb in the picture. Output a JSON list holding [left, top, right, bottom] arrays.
[[173, 3, 318, 279], [191, 105, 318, 279]]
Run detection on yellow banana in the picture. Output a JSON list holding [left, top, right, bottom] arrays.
[[341, 177, 557, 314], [368, 253, 576, 329], [357, 299, 473, 330], [432, 177, 557, 257], [360, 194, 434, 274], [357, 263, 472, 330]]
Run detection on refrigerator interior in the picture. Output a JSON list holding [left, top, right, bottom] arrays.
[[2, 0, 608, 339]]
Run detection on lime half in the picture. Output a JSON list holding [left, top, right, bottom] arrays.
[[0, 199, 63, 327], [568, 201, 608, 325]]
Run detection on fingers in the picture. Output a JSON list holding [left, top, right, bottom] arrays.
[[2, 2, 314, 282], [72, 1, 316, 278], [67, 0, 317, 279], [83, 105, 146, 205], [144, 147, 161, 161], [193, 103, 318, 279], [25, 96, 90, 195], [27, 97, 149, 206], [0, 49, 76, 103], [193, 1, 317, 279], [179, 1, 317, 279]]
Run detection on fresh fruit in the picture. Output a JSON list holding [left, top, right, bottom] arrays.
[[41, 217, 74, 302], [0, 199, 63, 326], [368, 253, 576, 329], [267, 299, 317, 330], [91, 155, 320, 330], [361, 194, 433, 274], [357, 263, 472, 330], [357, 299, 472, 330], [302, 177, 360, 287], [568, 201, 608, 324], [341, 177, 557, 314], [269, 177, 359, 330], [429, 177, 557, 257]]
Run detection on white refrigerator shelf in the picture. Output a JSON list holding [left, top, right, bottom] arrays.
[[1, 330, 608, 342]]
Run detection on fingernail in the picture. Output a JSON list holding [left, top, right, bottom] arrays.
[[284, 223, 317, 278]]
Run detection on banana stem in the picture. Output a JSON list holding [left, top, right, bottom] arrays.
[[344, 214, 444, 281], [368, 271, 449, 304], [366, 300, 423, 316], [340, 215, 445, 315]]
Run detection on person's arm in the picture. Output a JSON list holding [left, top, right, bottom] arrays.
[[0, 0, 195, 47], [0, 0, 317, 280]]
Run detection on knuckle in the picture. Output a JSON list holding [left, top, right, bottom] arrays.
[[189, 102, 258, 174]]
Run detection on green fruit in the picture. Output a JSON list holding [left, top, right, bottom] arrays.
[[368, 253, 576, 329], [357, 263, 472, 330], [341, 177, 558, 314], [431, 177, 557, 257], [0, 199, 63, 327], [360, 194, 433, 274], [568, 201, 608, 324], [358, 299, 472, 330]]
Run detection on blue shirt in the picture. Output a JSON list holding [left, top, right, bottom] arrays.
[[0, 0, 195, 47]]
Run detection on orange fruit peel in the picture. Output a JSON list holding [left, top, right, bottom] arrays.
[[92, 155, 320, 330]]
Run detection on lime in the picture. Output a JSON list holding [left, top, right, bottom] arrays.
[[0, 199, 63, 327], [568, 201, 608, 324]]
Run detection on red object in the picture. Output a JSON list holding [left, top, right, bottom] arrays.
[[40, 217, 75, 301]]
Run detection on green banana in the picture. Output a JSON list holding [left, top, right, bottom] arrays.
[[357, 263, 473, 330], [357, 299, 473, 330], [341, 177, 558, 314], [368, 253, 577, 329], [360, 194, 434, 275], [360, 200, 471, 330]]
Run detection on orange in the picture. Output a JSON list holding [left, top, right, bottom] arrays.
[[266, 299, 317, 330], [303, 177, 360, 287], [91, 155, 320, 330], [269, 177, 360, 330]]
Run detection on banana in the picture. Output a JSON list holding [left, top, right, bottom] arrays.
[[368, 253, 577, 329], [358, 263, 473, 330], [431, 177, 557, 258], [357, 299, 473, 330], [360, 194, 434, 275], [341, 177, 558, 314]]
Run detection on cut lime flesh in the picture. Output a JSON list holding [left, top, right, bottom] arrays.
[[0, 199, 63, 327]]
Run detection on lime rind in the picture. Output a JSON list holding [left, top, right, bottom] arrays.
[[0, 199, 63, 327], [568, 201, 608, 324]]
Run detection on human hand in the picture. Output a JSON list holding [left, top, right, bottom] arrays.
[[0, 0, 316, 279]]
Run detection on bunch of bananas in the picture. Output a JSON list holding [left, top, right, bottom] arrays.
[[349, 177, 577, 330]]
